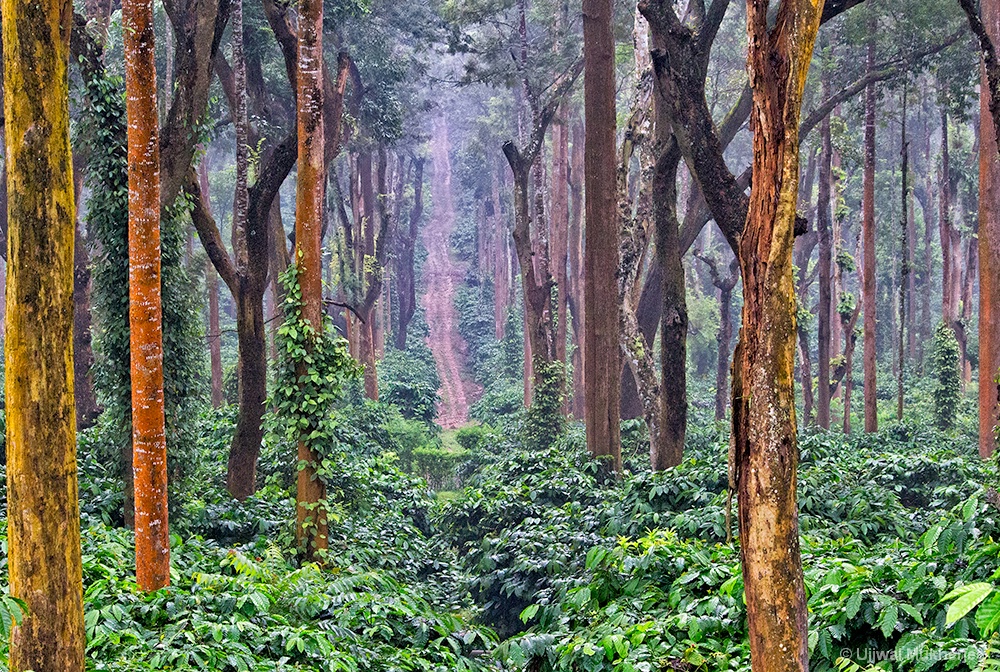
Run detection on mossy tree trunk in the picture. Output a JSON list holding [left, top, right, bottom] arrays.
[[732, 0, 822, 669], [2, 0, 86, 662]]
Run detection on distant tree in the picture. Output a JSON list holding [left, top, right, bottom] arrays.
[[732, 0, 823, 669], [2, 0, 86, 664]]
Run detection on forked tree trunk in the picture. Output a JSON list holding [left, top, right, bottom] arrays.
[[732, 1, 821, 669], [862, 15, 878, 434], [583, 0, 622, 472], [3, 0, 86, 664], [124, 0, 170, 591], [294, 0, 328, 560]]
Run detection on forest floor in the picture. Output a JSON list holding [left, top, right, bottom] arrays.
[[422, 116, 480, 429]]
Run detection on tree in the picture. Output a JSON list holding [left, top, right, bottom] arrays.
[[188, 3, 350, 498], [2, 0, 86, 663], [862, 11, 879, 434], [961, 0, 1000, 458], [395, 158, 425, 350], [124, 0, 170, 591], [295, 0, 329, 559], [584, 0, 622, 473], [816, 48, 834, 430], [732, 0, 823, 668]]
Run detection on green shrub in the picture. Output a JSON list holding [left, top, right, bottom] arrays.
[[413, 445, 469, 490]]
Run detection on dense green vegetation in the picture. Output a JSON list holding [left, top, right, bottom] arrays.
[[0, 378, 994, 670]]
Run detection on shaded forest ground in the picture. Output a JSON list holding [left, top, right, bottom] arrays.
[[422, 116, 480, 428]]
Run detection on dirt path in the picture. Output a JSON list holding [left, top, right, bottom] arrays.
[[422, 117, 480, 429]]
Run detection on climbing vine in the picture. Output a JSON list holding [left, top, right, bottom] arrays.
[[81, 69, 207, 492], [268, 264, 359, 552]]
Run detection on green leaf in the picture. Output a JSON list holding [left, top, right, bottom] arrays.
[[879, 604, 898, 638], [519, 604, 538, 623], [846, 591, 862, 619], [977, 594, 1000, 636], [944, 583, 994, 627]]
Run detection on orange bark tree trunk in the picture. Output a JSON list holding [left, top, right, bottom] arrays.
[[583, 0, 622, 472], [124, 0, 170, 591], [3, 0, 86, 663], [977, 0, 1000, 459], [294, 0, 328, 559], [732, 0, 822, 669]]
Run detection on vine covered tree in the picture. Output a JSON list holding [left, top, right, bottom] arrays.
[[294, 0, 329, 560]]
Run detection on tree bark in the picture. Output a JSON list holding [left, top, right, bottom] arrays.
[[568, 120, 585, 419], [74, 218, 100, 428], [732, 1, 821, 669], [583, 0, 622, 472], [898, 90, 909, 421], [862, 14, 878, 434], [124, 0, 170, 591], [3, 0, 86, 662], [816, 66, 833, 429], [551, 112, 570, 411], [981, 0, 1000, 459]]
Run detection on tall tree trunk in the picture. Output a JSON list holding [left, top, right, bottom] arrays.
[[200, 160, 225, 407], [568, 120, 586, 419], [207, 261, 224, 406], [862, 15, 878, 434], [395, 158, 424, 350], [941, 109, 954, 328], [227, 285, 266, 495], [551, 112, 570, 411], [492, 168, 509, 339], [294, 0, 328, 560], [960, 237, 976, 385], [583, 0, 622, 472], [74, 218, 100, 428], [653, 140, 686, 469], [816, 69, 833, 429], [898, 90, 908, 421], [3, 0, 86, 663], [981, 0, 1000, 459], [831, 139, 844, 361], [124, 0, 170, 591], [732, 1, 821, 669]]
